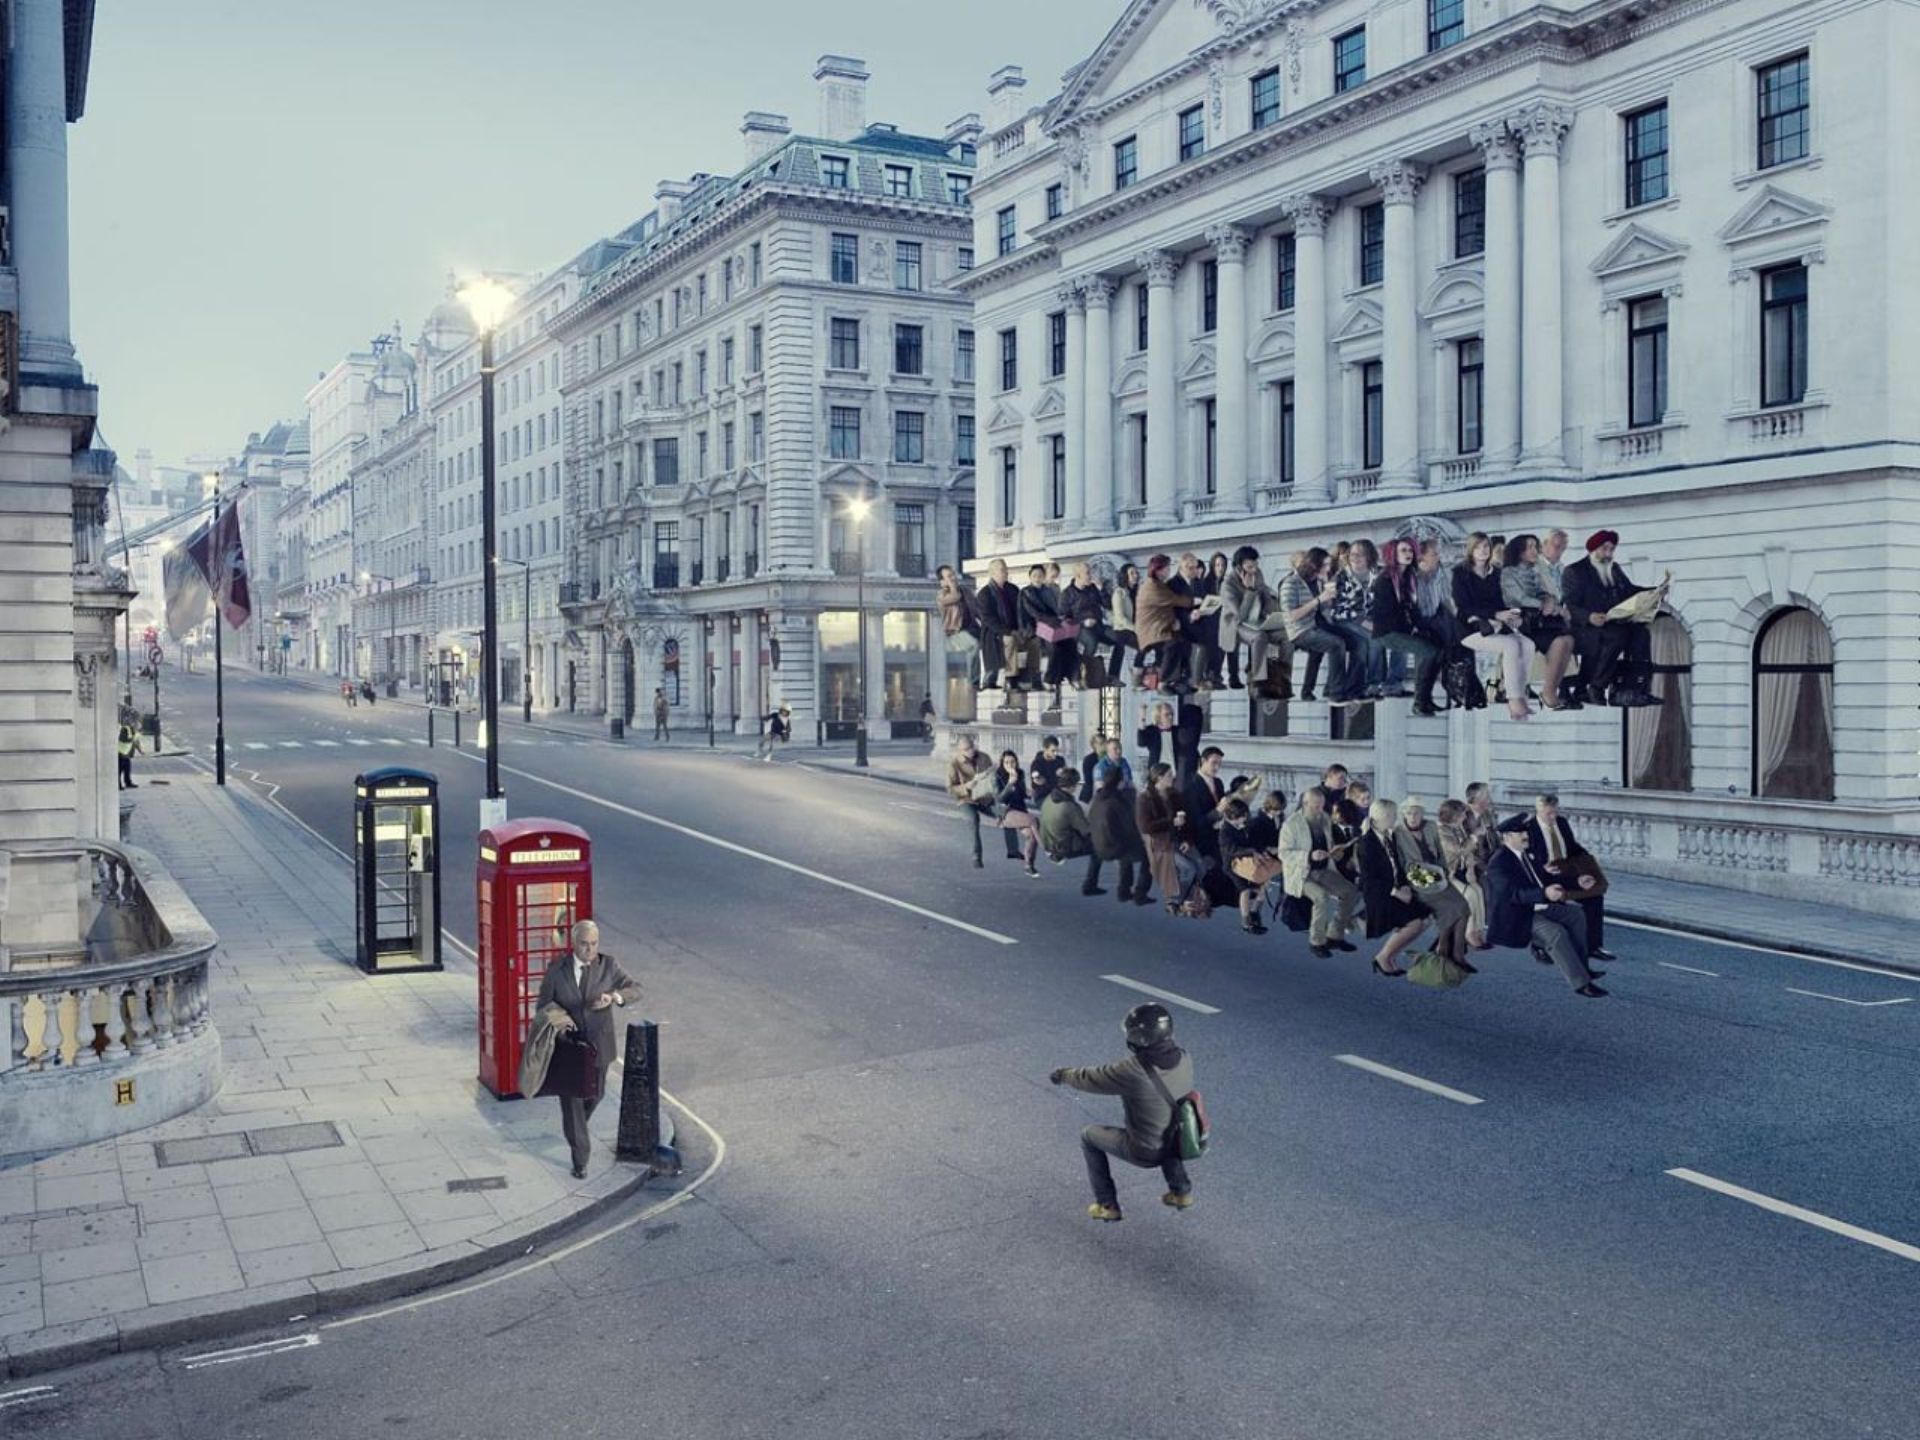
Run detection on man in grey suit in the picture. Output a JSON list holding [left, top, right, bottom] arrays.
[[535, 920, 642, 1177]]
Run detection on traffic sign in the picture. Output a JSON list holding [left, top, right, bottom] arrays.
[[146, 644, 164, 667]]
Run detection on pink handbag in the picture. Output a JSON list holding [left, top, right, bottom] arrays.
[[1035, 619, 1080, 644]]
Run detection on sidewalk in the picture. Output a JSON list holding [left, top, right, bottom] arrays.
[[0, 757, 699, 1379], [796, 750, 1920, 973]]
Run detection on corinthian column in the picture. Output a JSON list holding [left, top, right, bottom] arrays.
[[1281, 194, 1336, 500], [1059, 283, 1087, 529], [1470, 120, 1522, 469], [1369, 159, 1426, 492], [1138, 249, 1182, 526], [1514, 102, 1574, 468], [1079, 276, 1116, 532], [9, 0, 79, 377], [1206, 225, 1252, 515]]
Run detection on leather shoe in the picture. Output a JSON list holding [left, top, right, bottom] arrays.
[[571, 1163, 588, 1179], [1574, 983, 1610, 998], [1329, 939, 1358, 953], [1082, 887, 1107, 897], [1590, 946, 1618, 962]]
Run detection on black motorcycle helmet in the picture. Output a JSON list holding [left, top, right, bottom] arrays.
[[1123, 1002, 1174, 1051]]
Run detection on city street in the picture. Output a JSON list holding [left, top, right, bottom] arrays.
[[17, 665, 1914, 1438]]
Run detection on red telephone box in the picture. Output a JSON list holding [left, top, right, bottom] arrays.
[[476, 818, 592, 1098]]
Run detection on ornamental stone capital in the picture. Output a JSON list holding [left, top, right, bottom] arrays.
[[1469, 121, 1521, 172], [1054, 282, 1085, 311], [1280, 192, 1335, 235], [1137, 249, 1182, 286], [1368, 159, 1427, 206], [1206, 224, 1253, 264], [1509, 101, 1575, 159], [1076, 274, 1117, 306]]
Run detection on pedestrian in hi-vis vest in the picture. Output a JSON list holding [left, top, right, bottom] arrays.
[[116, 710, 141, 790], [1051, 1002, 1200, 1222]]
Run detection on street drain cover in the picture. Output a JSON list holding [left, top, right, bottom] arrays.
[[446, 1176, 507, 1193], [155, 1134, 250, 1166], [248, 1122, 345, 1156], [153, 1121, 344, 1168]]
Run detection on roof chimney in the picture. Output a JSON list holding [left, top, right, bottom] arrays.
[[814, 54, 870, 143], [987, 65, 1028, 128], [945, 112, 984, 155], [742, 111, 792, 166], [655, 178, 696, 225]]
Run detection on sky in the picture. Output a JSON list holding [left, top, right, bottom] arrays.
[[69, 0, 1105, 474]]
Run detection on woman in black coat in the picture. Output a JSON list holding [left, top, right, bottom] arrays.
[[1089, 768, 1151, 906], [1187, 552, 1230, 687], [1354, 797, 1429, 977]]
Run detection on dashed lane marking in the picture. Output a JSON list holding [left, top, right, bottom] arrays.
[[1667, 1168, 1920, 1264], [1334, 1054, 1485, 1106], [1100, 974, 1221, 1015], [180, 1333, 321, 1370], [312, 739, 341, 747], [1658, 961, 1721, 978], [1783, 988, 1913, 1009], [277, 741, 304, 748], [242, 742, 270, 751], [1612, 917, 1920, 984], [0, 1386, 57, 1410]]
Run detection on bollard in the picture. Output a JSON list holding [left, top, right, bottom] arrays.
[[610, 716, 625, 742], [615, 1019, 680, 1173], [427, 710, 435, 748], [454, 709, 462, 749]]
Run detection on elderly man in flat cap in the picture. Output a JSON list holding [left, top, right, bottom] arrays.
[[1483, 815, 1608, 998], [1560, 530, 1668, 707]]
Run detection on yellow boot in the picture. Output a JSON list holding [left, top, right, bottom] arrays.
[[1087, 1202, 1123, 1223]]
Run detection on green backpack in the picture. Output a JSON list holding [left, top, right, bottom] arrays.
[[1144, 1062, 1210, 1161]]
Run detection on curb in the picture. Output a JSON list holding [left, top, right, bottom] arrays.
[[0, 1130, 708, 1382], [793, 760, 945, 796]]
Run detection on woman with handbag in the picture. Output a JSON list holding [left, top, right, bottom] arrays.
[[1437, 797, 1490, 949], [1136, 763, 1182, 907], [1356, 799, 1430, 978], [1452, 531, 1536, 721], [1395, 797, 1476, 971], [992, 749, 1042, 877], [1063, 562, 1110, 688], [1220, 799, 1273, 934], [1020, 563, 1076, 694], [1501, 534, 1580, 712]]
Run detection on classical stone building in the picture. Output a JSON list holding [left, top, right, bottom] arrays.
[[349, 335, 434, 691], [304, 349, 376, 675], [961, 0, 1920, 913], [556, 57, 980, 735]]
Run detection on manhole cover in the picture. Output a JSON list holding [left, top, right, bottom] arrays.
[[247, 1122, 344, 1156], [446, 1176, 507, 1193], [155, 1134, 250, 1167]]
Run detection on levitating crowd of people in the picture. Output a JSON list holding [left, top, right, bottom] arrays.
[[938, 527, 1672, 724], [948, 736, 1617, 1000]]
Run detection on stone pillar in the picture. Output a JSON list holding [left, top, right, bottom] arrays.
[[1515, 102, 1573, 468], [927, 619, 948, 722], [1370, 160, 1426, 492], [1281, 195, 1336, 500], [1080, 276, 1116, 530], [1138, 250, 1182, 526], [864, 608, 888, 725], [8, 0, 79, 378], [738, 611, 763, 721], [1060, 285, 1087, 530], [1206, 226, 1252, 515], [1471, 122, 1522, 468]]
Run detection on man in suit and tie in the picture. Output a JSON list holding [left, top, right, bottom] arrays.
[[1525, 793, 1615, 961], [535, 920, 643, 1177], [973, 558, 1026, 691], [1561, 529, 1668, 707], [1483, 815, 1609, 998]]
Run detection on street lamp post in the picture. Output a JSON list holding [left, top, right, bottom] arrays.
[[206, 475, 228, 787], [461, 277, 515, 829], [844, 497, 872, 769], [497, 555, 532, 724]]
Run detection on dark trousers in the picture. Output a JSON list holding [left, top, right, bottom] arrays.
[[1291, 624, 1364, 700], [1530, 902, 1595, 990], [1573, 622, 1650, 698], [117, 754, 133, 788], [1378, 631, 1441, 703], [560, 1086, 605, 1172], [1085, 853, 1137, 897], [1082, 1126, 1190, 1206], [653, 717, 668, 740], [1578, 894, 1605, 951]]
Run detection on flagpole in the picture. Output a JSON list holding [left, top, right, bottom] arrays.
[[212, 475, 227, 787]]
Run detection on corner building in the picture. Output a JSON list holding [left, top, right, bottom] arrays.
[[556, 57, 979, 736], [962, 0, 1920, 915]]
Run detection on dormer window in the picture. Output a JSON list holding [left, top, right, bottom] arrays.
[[822, 155, 851, 188]]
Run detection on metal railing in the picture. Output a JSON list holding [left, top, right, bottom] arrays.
[[894, 552, 927, 578], [829, 551, 862, 577]]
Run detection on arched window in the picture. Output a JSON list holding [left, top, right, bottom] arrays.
[[1624, 615, 1692, 790], [1753, 607, 1834, 800]]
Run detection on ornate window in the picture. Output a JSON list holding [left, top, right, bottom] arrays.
[[1251, 68, 1282, 130], [1334, 28, 1367, 93], [1753, 606, 1833, 800]]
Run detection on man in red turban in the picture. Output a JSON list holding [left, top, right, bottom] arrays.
[[1560, 532, 1669, 706]]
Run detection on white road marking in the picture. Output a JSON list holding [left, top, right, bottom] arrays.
[[278, 741, 304, 748], [445, 751, 1017, 947], [407, 738, 429, 745], [346, 739, 374, 747], [1612, 917, 1920, 984], [1333, 1054, 1485, 1106], [312, 739, 341, 747], [1667, 1168, 1920, 1264], [0, 1386, 57, 1410], [180, 1332, 321, 1370], [1658, 961, 1721, 978], [243, 742, 270, 750], [1100, 974, 1221, 1015], [1784, 988, 1913, 1009]]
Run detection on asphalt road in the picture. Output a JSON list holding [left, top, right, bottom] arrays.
[[27, 665, 1917, 1439]]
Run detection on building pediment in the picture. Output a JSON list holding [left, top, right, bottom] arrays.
[[1330, 298, 1383, 344], [986, 399, 1025, 433], [1032, 384, 1068, 420], [1179, 341, 1216, 382], [1718, 184, 1830, 247], [1113, 359, 1149, 398], [1045, 0, 1180, 132], [1251, 317, 1295, 363], [1590, 223, 1688, 281], [1421, 266, 1484, 319], [820, 462, 878, 488]]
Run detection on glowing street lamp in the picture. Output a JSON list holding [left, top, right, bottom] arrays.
[[460, 275, 514, 826]]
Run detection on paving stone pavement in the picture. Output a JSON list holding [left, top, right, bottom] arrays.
[[0, 761, 674, 1376]]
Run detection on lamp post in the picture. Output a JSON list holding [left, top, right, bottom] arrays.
[[205, 474, 228, 787], [496, 555, 532, 724], [361, 571, 397, 696], [844, 496, 872, 769], [461, 276, 515, 828]]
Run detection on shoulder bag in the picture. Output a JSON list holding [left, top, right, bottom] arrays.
[[1142, 1061, 1210, 1162]]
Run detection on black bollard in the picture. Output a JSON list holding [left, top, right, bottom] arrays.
[[615, 1019, 679, 1174]]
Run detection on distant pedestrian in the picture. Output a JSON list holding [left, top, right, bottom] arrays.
[[653, 687, 669, 741], [918, 695, 936, 737], [360, 679, 376, 706], [756, 704, 792, 762], [116, 710, 141, 789], [342, 679, 357, 708], [533, 920, 642, 1177], [1050, 1003, 1196, 1223]]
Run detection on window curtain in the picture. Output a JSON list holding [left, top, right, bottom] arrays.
[[1756, 608, 1835, 800], [1628, 617, 1692, 790]]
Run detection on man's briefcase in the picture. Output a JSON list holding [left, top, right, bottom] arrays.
[[536, 1031, 602, 1101]]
